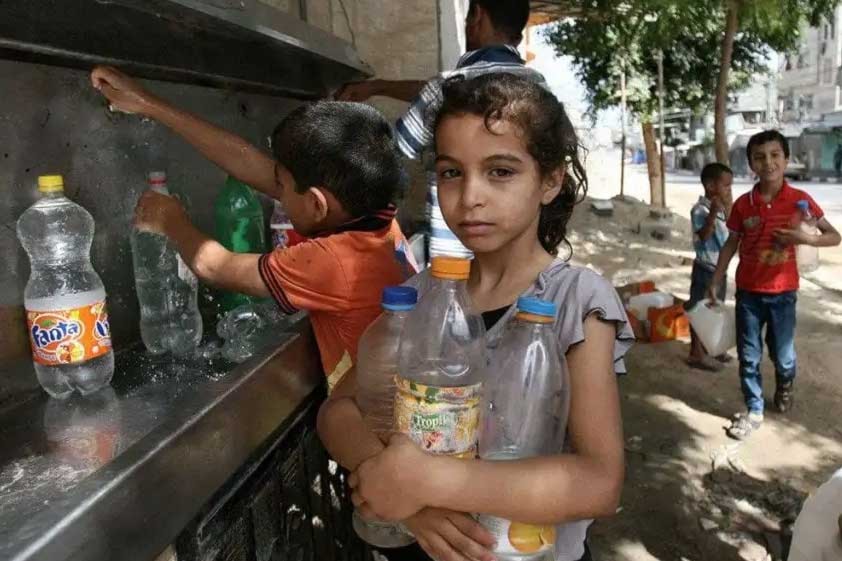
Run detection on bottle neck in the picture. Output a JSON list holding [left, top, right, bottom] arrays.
[[40, 190, 66, 199]]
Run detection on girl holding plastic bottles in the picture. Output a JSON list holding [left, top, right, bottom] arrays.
[[337, 74, 634, 561]]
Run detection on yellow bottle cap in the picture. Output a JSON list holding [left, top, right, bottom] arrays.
[[431, 257, 471, 280], [38, 175, 64, 193]]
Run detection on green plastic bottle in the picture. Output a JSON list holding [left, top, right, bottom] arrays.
[[214, 176, 267, 312]]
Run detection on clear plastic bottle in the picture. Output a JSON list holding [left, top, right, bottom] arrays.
[[131, 172, 203, 356], [395, 257, 486, 458], [353, 286, 418, 548], [795, 200, 819, 274], [477, 297, 568, 561], [17, 175, 114, 398]]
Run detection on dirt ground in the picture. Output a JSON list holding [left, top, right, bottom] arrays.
[[566, 194, 842, 561]]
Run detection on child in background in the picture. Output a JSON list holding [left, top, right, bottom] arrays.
[[92, 67, 417, 391], [321, 74, 633, 561], [686, 162, 733, 371], [709, 130, 840, 440]]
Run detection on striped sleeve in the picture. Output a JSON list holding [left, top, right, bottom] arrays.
[[395, 77, 443, 159]]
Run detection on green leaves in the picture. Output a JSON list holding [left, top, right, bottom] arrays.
[[545, 0, 839, 117]]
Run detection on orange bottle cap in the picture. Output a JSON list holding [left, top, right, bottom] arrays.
[[431, 257, 471, 280]]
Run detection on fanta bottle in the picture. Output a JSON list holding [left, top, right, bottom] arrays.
[[17, 175, 114, 398], [394, 257, 486, 458]]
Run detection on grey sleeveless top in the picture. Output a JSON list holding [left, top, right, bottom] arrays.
[[405, 259, 634, 560]]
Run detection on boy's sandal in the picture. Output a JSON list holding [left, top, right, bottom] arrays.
[[774, 382, 795, 413], [727, 414, 762, 440], [687, 358, 723, 372], [714, 353, 733, 364]]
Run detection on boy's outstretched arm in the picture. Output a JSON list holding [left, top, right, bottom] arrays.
[[334, 79, 426, 102], [91, 66, 279, 199], [134, 191, 269, 297], [350, 316, 625, 526], [709, 233, 740, 302]]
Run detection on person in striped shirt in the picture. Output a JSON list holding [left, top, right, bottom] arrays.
[[336, 0, 545, 261]]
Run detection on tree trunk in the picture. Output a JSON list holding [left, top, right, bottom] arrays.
[[642, 121, 664, 207], [714, 0, 740, 165]]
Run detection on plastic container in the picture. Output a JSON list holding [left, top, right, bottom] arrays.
[[477, 296, 566, 561], [795, 200, 819, 274], [395, 257, 486, 458], [17, 175, 114, 398], [687, 300, 736, 357], [214, 176, 267, 311], [131, 171, 203, 356], [352, 286, 418, 548], [627, 291, 673, 321]]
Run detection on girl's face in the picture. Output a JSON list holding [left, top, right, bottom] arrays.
[[434, 113, 562, 255]]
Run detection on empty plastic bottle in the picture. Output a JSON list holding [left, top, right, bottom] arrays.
[[477, 297, 568, 561], [795, 200, 819, 274], [17, 175, 114, 398], [353, 286, 418, 548], [395, 257, 486, 458], [131, 171, 202, 356], [214, 176, 266, 312]]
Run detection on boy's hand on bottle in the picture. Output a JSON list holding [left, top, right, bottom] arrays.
[[91, 66, 158, 115], [134, 191, 187, 235], [773, 227, 813, 246], [349, 433, 431, 521], [403, 507, 497, 561]]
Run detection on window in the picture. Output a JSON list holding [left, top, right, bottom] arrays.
[[783, 96, 795, 111], [800, 94, 814, 112], [797, 51, 808, 69], [785, 56, 793, 71], [825, 58, 835, 83]]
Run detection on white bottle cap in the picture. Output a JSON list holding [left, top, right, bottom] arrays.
[[147, 171, 169, 194]]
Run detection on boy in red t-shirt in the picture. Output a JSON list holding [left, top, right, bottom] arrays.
[[709, 130, 840, 439]]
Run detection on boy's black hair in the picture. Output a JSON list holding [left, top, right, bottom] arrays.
[[746, 130, 790, 162], [271, 102, 407, 217], [468, 0, 530, 44], [435, 73, 587, 257], [700, 162, 732, 187]]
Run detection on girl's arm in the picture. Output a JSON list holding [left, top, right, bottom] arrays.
[[351, 315, 625, 525], [317, 368, 497, 561], [316, 368, 385, 471]]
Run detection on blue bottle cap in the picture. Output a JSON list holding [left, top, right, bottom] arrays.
[[382, 286, 418, 311], [516, 296, 556, 318], [796, 200, 809, 210]]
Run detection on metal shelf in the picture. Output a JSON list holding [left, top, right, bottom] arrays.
[[0, 0, 372, 98]]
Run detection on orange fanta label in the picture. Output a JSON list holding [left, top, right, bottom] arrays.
[[26, 301, 112, 366]]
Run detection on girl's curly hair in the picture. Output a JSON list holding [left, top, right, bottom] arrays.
[[434, 73, 588, 257]]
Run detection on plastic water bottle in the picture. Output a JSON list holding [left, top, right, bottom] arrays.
[[795, 200, 819, 274], [214, 176, 266, 312], [131, 172, 203, 356], [216, 299, 289, 363], [477, 297, 568, 561], [395, 257, 486, 458], [353, 286, 418, 548], [17, 175, 114, 398]]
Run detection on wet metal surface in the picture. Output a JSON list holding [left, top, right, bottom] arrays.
[[0, 313, 323, 561]]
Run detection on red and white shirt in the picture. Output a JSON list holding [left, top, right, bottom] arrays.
[[727, 182, 823, 293]]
